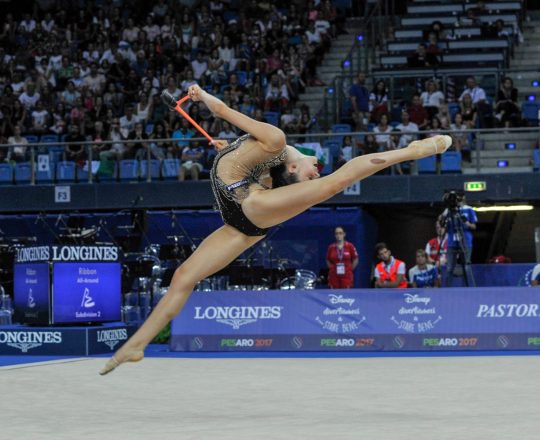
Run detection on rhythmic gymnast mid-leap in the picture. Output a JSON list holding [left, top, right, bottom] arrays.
[[100, 84, 451, 375]]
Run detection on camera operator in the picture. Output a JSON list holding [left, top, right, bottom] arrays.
[[439, 191, 477, 287]]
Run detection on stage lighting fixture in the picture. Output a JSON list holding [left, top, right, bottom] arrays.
[[474, 205, 534, 212], [505, 143, 516, 150], [497, 160, 508, 168]]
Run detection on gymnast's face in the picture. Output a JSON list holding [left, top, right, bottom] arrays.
[[286, 147, 320, 181]]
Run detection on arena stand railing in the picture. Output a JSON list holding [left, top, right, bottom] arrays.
[[1, 126, 539, 185]]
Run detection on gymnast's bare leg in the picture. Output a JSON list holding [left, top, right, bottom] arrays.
[[99, 226, 263, 374], [243, 136, 450, 228]]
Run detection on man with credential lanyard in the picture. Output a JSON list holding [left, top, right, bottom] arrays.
[[326, 226, 359, 289]]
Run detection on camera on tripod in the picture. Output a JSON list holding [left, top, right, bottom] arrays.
[[442, 189, 464, 211], [442, 190, 468, 224], [439, 189, 476, 287]]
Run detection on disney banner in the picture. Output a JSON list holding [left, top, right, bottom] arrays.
[[170, 288, 540, 351]]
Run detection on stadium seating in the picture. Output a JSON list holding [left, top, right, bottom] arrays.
[[162, 159, 180, 180], [25, 135, 39, 145], [40, 134, 63, 164], [534, 150, 540, 172], [14, 162, 32, 184], [77, 165, 91, 183], [331, 124, 352, 133], [417, 156, 437, 174], [119, 159, 139, 181], [323, 140, 342, 171], [235, 71, 248, 86], [0, 163, 13, 184], [263, 112, 280, 127], [140, 160, 161, 180], [448, 103, 461, 122], [522, 102, 540, 124], [440, 151, 462, 174], [35, 160, 54, 183], [56, 161, 76, 182]]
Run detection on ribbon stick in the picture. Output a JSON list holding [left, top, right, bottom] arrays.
[[174, 101, 214, 143]]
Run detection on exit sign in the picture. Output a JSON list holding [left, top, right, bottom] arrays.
[[464, 181, 487, 192]]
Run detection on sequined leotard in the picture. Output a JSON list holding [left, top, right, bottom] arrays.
[[210, 134, 286, 236]]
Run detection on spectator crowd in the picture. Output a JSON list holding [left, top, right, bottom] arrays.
[[0, 0, 347, 178], [345, 70, 524, 174]]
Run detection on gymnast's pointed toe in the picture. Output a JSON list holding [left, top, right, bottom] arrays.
[[410, 135, 452, 159], [99, 351, 144, 376]]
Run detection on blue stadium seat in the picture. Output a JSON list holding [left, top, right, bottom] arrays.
[[417, 156, 437, 174], [35, 161, 54, 183], [533, 150, 540, 172], [145, 123, 154, 135], [14, 162, 32, 184], [56, 161, 76, 182], [390, 106, 403, 123], [368, 123, 376, 132], [162, 158, 180, 180], [40, 134, 63, 163], [263, 112, 280, 127], [0, 163, 13, 184], [522, 102, 540, 123], [223, 10, 238, 23], [323, 140, 342, 171], [25, 135, 39, 144], [119, 159, 139, 181], [440, 151, 462, 174], [140, 159, 161, 180], [448, 103, 460, 122], [235, 71, 248, 86], [77, 165, 91, 183], [288, 35, 301, 46], [331, 124, 352, 133], [40, 134, 59, 151]]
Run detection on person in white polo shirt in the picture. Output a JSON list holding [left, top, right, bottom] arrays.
[[420, 80, 445, 119]]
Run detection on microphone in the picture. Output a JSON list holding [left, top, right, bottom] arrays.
[[55, 214, 63, 227]]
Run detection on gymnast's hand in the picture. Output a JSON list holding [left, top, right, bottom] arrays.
[[188, 84, 204, 102], [211, 139, 228, 151]]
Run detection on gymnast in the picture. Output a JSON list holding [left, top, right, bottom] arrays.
[[100, 84, 451, 375]]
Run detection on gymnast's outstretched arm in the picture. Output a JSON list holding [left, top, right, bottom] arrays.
[[188, 84, 286, 154]]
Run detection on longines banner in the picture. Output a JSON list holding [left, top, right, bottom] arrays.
[[0, 324, 136, 355], [170, 288, 540, 352], [15, 245, 120, 263]]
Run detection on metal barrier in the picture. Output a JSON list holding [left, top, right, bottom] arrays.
[[1, 126, 539, 184]]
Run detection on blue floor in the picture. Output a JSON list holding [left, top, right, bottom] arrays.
[[1, 344, 540, 367]]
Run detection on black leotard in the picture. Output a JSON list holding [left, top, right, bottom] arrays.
[[210, 134, 286, 236]]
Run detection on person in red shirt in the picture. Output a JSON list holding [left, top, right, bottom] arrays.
[[407, 94, 428, 129], [326, 226, 359, 288], [425, 221, 448, 266]]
